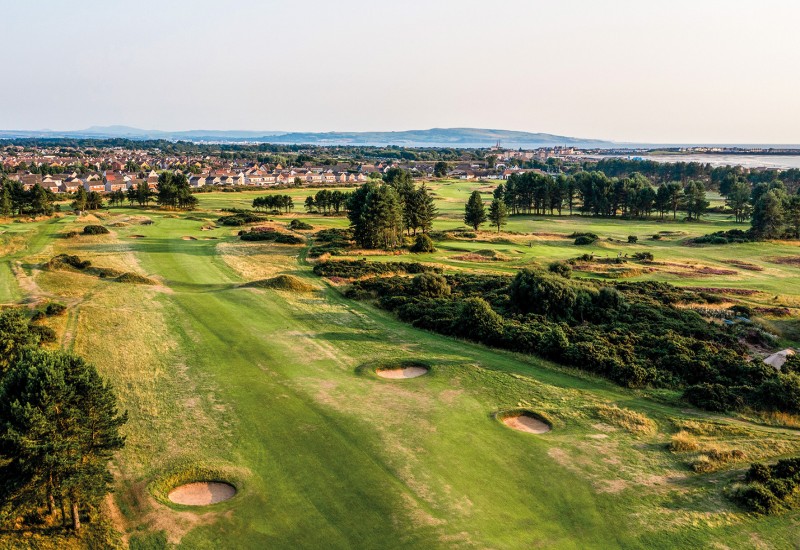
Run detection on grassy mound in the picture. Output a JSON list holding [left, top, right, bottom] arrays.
[[115, 272, 157, 285], [242, 275, 315, 292]]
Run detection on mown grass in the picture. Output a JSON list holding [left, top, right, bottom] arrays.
[[2, 197, 800, 549]]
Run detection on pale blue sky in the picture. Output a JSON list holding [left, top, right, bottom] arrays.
[[2, 0, 799, 143]]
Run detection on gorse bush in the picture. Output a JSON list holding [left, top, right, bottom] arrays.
[[82, 224, 109, 235], [410, 233, 436, 253], [732, 458, 800, 514], [289, 219, 313, 230], [217, 213, 269, 226]]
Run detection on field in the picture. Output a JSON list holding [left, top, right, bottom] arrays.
[[2, 180, 800, 549]]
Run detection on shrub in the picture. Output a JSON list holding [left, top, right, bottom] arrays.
[[411, 273, 450, 298], [627, 235, 638, 244], [574, 235, 597, 245], [548, 262, 572, 279], [44, 302, 67, 316], [410, 233, 436, 253], [217, 213, 269, 226], [289, 219, 313, 230], [27, 323, 57, 343], [83, 224, 110, 235], [115, 272, 157, 285], [632, 252, 654, 261], [240, 229, 304, 244], [62, 231, 80, 239]]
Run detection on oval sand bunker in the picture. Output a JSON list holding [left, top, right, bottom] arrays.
[[168, 482, 236, 506], [502, 413, 551, 434], [376, 366, 429, 379]]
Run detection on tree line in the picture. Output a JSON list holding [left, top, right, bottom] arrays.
[[252, 194, 294, 213], [304, 189, 351, 214], [497, 171, 710, 220], [0, 178, 57, 217], [0, 309, 126, 533]]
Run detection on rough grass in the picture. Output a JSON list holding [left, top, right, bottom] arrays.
[[596, 405, 657, 435]]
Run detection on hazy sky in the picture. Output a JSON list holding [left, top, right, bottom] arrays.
[[2, 0, 799, 143]]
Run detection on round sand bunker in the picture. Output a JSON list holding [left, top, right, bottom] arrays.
[[376, 366, 429, 379], [502, 413, 551, 434], [168, 482, 236, 506]]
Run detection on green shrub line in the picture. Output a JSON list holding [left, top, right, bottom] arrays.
[[149, 463, 243, 508]]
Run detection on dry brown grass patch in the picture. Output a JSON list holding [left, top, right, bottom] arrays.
[[596, 405, 657, 435]]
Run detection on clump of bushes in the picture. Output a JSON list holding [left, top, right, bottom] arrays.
[[45, 302, 67, 316], [572, 232, 598, 245], [288, 219, 313, 230], [410, 234, 436, 253], [27, 323, 57, 344], [694, 229, 753, 245], [308, 228, 353, 257], [115, 272, 157, 285], [548, 261, 572, 278], [83, 225, 109, 235], [313, 260, 441, 279], [62, 231, 80, 239], [732, 458, 800, 514], [627, 235, 638, 244], [239, 228, 304, 244], [632, 252, 654, 262], [217, 213, 269, 226]]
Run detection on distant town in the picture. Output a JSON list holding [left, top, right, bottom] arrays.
[[3, 139, 800, 199]]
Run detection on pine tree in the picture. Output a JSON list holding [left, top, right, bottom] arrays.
[[751, 190, 785, 239], [464, 190, 487, 231], [417, 184, 438, 235], [0, 184, 11, 217], [0, 349, 127, 531], [72, 186, 88, 212], [488, 198, 508, 233]]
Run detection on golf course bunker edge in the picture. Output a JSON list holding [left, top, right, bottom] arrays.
[[373, 360, 430, 379], [168, 481, 237, 506], [499, 410, 552, 434]]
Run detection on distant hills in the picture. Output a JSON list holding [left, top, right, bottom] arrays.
[[0, 126, 616, 148]]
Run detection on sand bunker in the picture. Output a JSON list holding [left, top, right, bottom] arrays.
[[376, 366, 429, 379], [181, 236, 198, 241], [168, 482, 236, 506], [502, 413, 551, 434], [129, 234, 146, 239]]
